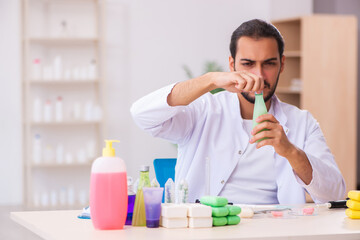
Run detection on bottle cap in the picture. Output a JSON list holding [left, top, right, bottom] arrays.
[[140, 165, 149, 172], [102, 140, 120, 157]]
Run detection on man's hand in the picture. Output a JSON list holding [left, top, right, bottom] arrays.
[[249, 114, 313, 185], [167, 71, 264, 106], [249, 114, 294, 157], [209, 71, 264, 93]]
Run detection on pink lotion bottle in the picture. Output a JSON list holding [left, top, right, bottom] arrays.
[[90, 140, 128, 230]]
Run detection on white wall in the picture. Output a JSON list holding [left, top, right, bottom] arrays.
[[0, 0, 313, 205], [270, 0, 313, 20], [0, 0, 22, 205]]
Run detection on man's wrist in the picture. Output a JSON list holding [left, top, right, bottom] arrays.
[[200, 72, 217, 92]]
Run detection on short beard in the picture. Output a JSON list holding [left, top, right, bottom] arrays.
[[241, 71, 280, 104]]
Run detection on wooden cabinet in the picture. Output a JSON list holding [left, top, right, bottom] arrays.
[[272, 15, 358, 194]]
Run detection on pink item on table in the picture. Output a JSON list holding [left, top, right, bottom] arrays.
[[302, 207, 314, 215], [271, 211, 284, 217]]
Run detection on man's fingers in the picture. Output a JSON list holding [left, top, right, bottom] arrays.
[[251, 121, 274, 135], [245, 72, 264, 92], [256, 114, 279, 124], [256, 139, 272, 149], [250, 129, 272, 143], [239, 73, 255, 92]]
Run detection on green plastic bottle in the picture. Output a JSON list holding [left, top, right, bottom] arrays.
[[132, 165, 151, 226], [252, 92, 268, 142]]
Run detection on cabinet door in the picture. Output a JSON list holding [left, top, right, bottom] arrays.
[[302, 15, 358, 192]]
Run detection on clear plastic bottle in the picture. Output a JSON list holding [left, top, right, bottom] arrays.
[[132, 165, 151, 226], [55, 96, 63, 122], [164, 178, 175, 203], [125, 176, 136, 225]]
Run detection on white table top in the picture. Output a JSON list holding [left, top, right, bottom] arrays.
[[10, 207, 360, 240]]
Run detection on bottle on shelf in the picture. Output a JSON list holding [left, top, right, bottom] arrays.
[[76, 149, 86, 163], [88, 59, 97, 79], [55, 96, 63, 122], [43, 145, 54, 163], [132, 165, 151, 226], [90, 140, 128, 230], [43, 66, 54, 81], [65, 152, 74, 164], [84, 101, 93, 121], [50, 190, 58, 207], [56, 144, 64, 164], [33, 97, 42, 122], [41, 191, 49, 208], [32, 58, 42, 80], [67, 185, 75, 206], [43, 100, 53, 122], [53, 56, 63, 80], [72, 102, 82, 120], [33, 134, 42, 164]]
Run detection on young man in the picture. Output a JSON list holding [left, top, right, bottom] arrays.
[[130, 19, 345, 204]]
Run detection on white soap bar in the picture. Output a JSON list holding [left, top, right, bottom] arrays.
[[239, 207, 254, 218], [188, 217, 213, 228], [161, 203, 188, 218], [186, 203, 212, 218], [160, 217, 188, 228]]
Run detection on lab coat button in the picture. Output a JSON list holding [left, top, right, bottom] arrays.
[[221, 180, 225, 184], [238, 150, 242, 155]]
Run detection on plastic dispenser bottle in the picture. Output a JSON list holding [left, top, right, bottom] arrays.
[[132, 165, 151, 226], [252, 91, 268, 142], [90, 140, 128, 230], [125, 177, 136, 225]]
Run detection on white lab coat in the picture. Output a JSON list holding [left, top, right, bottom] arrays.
[[130, 83, 346, 204]]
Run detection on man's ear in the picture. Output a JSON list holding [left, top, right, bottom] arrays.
[[229, 56, 235, 72], [280, 55, 285, 73]]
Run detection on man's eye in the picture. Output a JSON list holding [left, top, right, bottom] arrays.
[[242, 62, 253, 66], [265, 62, 276, 66]]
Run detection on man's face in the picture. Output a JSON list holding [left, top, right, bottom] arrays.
[[229, 36, 285, 103]]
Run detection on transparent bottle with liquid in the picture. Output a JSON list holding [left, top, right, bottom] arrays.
[[252, 91, 269, 142], [132, 165, 151, 226], [125, 176, 136, 225]]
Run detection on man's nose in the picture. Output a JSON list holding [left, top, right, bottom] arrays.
[[251, 65, 264, 78]]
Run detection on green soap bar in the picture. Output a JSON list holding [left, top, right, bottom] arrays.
[[200, 196, 228, 207], [226, 215, 240, 225], [212, 217, 227, 226], [227, 205, 241, 216], [212, 207, 229, 217]]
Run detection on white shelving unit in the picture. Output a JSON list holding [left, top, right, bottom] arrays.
[[22, 0, 105, 210]]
